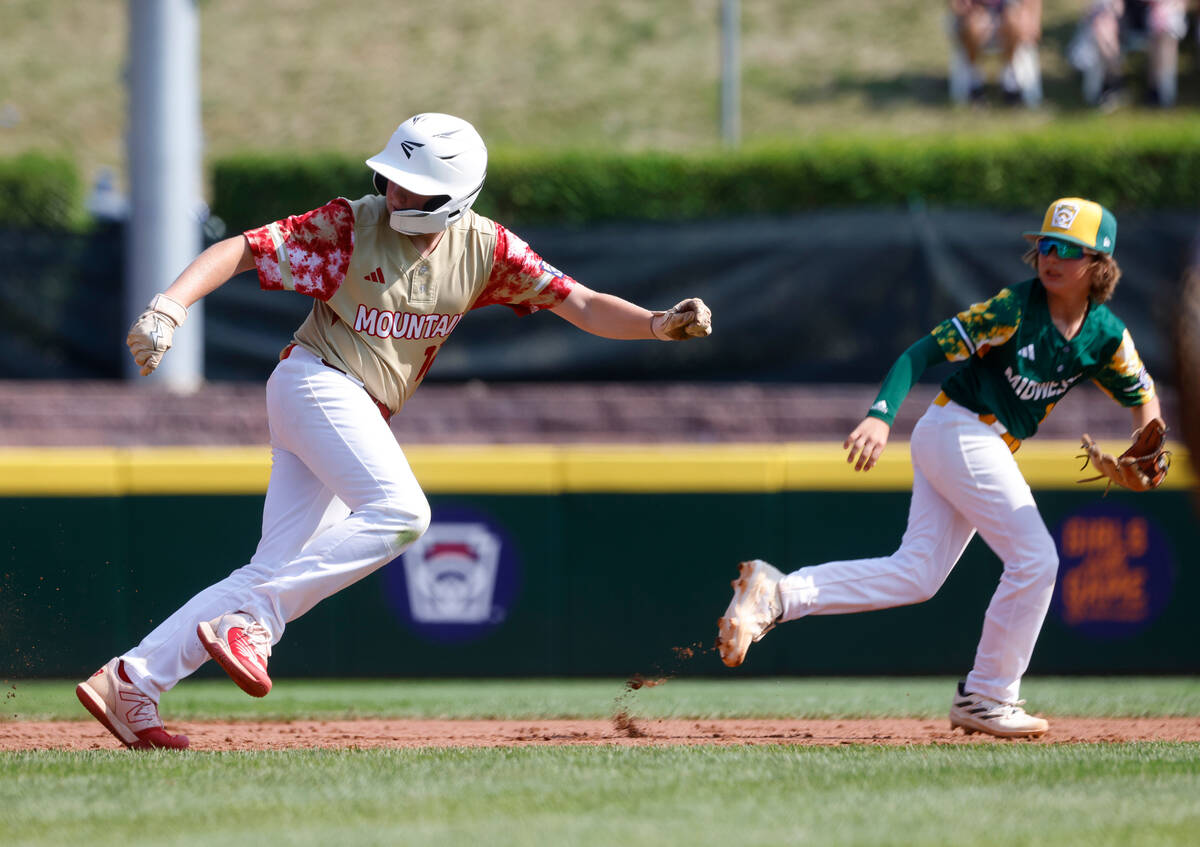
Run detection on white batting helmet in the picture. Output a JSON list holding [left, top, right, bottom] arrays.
[[366, 113, 488, 235]]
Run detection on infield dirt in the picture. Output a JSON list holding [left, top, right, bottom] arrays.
[[5, 717, 1200, 751]]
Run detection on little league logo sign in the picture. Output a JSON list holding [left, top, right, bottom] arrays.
[[382, 504, 521, 643], [405, 525, 500, 624]]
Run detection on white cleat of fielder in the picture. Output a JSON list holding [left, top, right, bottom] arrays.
[[949, 681, 1049, 738], [716, 559, 783, 667]]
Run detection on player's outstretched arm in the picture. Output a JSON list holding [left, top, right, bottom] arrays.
[[844, 416, 891, 472], [162, 235, 256, 308], [1130, 394, 1163, 435], [549, 284, 712, 341], [127, 235, 256, 376]]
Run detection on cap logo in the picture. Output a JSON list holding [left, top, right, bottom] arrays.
[[399, 140, 425, 159], [1051, 202, 1080, 230]]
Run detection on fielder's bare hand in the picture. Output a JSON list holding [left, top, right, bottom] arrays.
[[127, 294, 189, 376], [652, 297, 712, 340], [844, 416, 891, 471]]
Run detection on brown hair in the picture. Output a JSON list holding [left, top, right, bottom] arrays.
[[1022, 246, 1122, 304]]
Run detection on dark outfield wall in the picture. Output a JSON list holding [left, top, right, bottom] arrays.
[[1, 445, 1196, 679], [1, 208, 1193, 384]]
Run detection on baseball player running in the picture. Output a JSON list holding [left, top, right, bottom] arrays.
[[717, 197, 1163, 738], [77, 112, 713, 750]]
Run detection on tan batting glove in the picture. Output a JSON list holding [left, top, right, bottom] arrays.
[[651, 297, 712, 341], [127, 293, 189, 376]]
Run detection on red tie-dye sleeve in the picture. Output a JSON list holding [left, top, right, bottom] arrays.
[[243, 198, 355, 302], [472, 223, 576, 314]]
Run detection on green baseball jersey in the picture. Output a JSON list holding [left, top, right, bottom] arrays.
[[930, 278, 1156, 440]]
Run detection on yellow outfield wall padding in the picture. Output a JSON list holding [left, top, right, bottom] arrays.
[[122, 446, 274, 494], [406, 445, 563, 493], [560, 444, 787, 492], [0, 443, 1192, 496], [0, 448, 126, 495], [0, 447, 273, 496]]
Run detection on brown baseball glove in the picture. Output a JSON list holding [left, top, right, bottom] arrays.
[[1077, 418, 1171, 494], [651, 298, 712, 341]]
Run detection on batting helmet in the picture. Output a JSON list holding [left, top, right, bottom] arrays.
[[366, 113, 487, 235]]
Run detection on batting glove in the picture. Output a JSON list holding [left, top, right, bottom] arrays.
[[127, 293, 189, 375], [652, 297, 712, 341]]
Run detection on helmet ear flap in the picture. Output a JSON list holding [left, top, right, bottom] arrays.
[[373, 172, 448, 212], [423, 195, 451, 212]]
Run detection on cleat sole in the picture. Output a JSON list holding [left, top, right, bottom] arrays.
[[197, 621, 272, 697]]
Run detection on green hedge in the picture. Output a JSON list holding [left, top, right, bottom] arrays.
[[208, 151, 372, 234], [0, 152, 84, 230], [6, 124, 1199, 233], [211, 124, 1200, 231]]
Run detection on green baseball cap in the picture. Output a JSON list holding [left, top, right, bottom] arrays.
[[1023, 197, 1117, 255]]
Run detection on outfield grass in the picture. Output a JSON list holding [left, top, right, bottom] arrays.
[[2, 743, 1198, 847], [5, 676, 1200, 721]]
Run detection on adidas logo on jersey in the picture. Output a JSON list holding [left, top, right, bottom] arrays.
[[364, 267, 386, 284], [870, 400, 889, 415], [1017, 344, 1035, 361]]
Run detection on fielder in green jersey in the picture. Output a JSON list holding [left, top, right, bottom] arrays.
[[716, 197, 1164, 739]]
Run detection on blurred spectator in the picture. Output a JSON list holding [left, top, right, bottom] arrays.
[[1068, 0, 1189, 108], [947, 0, 1044, 106], [86, 168, 129, 223]]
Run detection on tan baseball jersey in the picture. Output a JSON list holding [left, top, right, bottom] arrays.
[[244, 194, 575, 414]]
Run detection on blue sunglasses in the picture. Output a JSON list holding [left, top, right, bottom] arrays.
[[1036, 237, 1087, 260]]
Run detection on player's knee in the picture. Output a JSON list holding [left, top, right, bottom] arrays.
[[373, 496, 431, 553], [409, 496, 432, 539], [398, 496, 432, 542], [1037, 542, 1059, 585], [890, 565, 945, 605], [1008, 532, 1059, 588], [911, 575, 947, 605], [1034, 526, 1058, 563]]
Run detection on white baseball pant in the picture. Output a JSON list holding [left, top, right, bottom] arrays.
[[777, 398, 1059, 704], [121, 345, 431, 700]]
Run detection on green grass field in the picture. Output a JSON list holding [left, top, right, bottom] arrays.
[[6, 676, 1200, 721], [3, 677, 1199, 846], [4, 0, 1199, 190], [4, 744, 1199, 847]]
